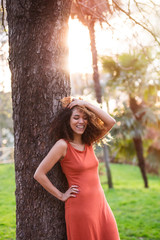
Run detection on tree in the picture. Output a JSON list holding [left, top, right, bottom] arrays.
[[71, 0, 160, 102], [71, 0, 113, 103], [6, 0, 72, 239], [101, 50, 160, 188]]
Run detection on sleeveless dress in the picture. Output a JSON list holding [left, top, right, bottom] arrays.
[[60, 141, 120, 240]]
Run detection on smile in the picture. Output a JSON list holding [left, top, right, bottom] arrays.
[[76, 125, 85, 129]]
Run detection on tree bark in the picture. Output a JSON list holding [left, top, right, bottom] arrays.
[[6, 0, 72, 239]]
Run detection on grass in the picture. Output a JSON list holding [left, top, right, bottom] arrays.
[[0, 164, 16, 240], [0, 163, 160, 240]]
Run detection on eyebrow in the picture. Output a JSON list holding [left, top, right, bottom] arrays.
[[73, 114, 87, 117]]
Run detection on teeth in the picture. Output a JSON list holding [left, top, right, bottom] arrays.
[[77, 126, 84, 129]]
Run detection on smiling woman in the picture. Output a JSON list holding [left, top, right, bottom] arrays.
[[34, 96, 119, 240]]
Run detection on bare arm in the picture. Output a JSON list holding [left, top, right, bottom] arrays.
[[34, 139, 79, 201], [68, 99, 116, 140]]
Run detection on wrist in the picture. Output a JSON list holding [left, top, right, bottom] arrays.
[[57, 191, 63, 201]]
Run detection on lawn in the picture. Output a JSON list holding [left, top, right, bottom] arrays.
[[0, 163, 160, 240], [0, 164, 16, 240]]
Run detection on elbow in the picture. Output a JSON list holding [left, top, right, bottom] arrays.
[[33, 171, 38, 180], [111, 118, 116, 126], [34, 169, 46, 183], [109, 118, 116, 128], [106, 118, 116, 131], [34, 169, 40, 181]]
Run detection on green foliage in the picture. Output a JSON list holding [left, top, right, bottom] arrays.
[[101, 56, 120, 79], [118, 51, 149, 72], [0, 91, 13, 146], [101, 49, 160, 171], [0, 91, 12, 130], [113, 103, 144, 138], [143, 85, 158, 102], [101, 49, 155, 97]]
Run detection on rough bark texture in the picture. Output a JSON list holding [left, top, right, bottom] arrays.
[[6, 0, 72, 239], [129, 97, 149, 188]]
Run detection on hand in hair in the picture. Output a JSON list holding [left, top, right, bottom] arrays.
[[68, 99, 87, 109]]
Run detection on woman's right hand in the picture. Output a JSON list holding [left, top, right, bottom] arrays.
[[61, 185, 79, 202]]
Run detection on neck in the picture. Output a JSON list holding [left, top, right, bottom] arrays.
[[72, 134, 83, 145]]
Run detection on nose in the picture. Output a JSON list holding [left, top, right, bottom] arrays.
[[79, 118, 84, 123]]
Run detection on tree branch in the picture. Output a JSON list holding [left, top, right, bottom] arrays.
[[133, 0, 155, 30], [76, 1, 112, 27], [112, 0, 160, 46], [128, 0, 131, 15]]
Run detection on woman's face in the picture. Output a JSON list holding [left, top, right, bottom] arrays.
[[69, 107, 88, 136]]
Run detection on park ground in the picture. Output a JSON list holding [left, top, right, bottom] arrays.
[[0, 163, 160, 240]]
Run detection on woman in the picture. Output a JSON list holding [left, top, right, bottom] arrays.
[[34, 97, 120, 240]]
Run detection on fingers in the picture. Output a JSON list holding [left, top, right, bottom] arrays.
[[68, 99, 84, 109], [62, 185, 80, 201], [70, 185, 79, 192], [68, 100, 77, 109], [71, 184, 79, 188], [69, 185, 80, 197]]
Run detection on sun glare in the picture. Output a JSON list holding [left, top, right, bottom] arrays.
[[68, 18, 130, 74], [68, 15, 154, 75], [68, 18, 93, 74], [0, 42, 11, 92]]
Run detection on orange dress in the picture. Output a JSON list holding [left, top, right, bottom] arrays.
[[60, 141, 120, 240]]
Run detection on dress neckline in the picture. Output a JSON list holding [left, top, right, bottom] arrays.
[[68, 141, 86, 153]]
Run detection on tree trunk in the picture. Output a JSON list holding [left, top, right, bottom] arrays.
[[103, 144, 113, 188], [88, 21, 102, 104], [88, 20, 113, 189], [6, 0, 72, 239], [129, 96, 149, 188], [133, 137, 149, 188]]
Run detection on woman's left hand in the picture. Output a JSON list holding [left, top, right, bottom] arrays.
[[68, 99, 87, 109]]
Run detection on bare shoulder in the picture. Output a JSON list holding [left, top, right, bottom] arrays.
[[55, 139, 67, 147], [54, 139, 67, 157]]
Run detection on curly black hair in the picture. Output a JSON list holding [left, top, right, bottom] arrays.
[[49, 106, 105, 145]]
